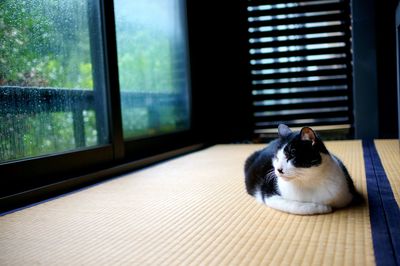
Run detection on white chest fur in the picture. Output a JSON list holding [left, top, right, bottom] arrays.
[[277, 154, 353, 208]]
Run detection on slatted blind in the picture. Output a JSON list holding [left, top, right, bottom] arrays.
[[246, 0, 353, 136]]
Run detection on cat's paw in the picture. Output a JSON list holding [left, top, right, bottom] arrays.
[[264, 196, 333, 215], [313, 204, 332, 214], [297, 203, 332, 215]]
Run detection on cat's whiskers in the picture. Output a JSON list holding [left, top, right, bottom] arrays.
[[264, 169, 276, 181]]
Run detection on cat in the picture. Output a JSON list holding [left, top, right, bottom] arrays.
[[244, 124, 361, 215]]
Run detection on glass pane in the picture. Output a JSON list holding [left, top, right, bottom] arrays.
[[114, 0, 191, 140], [0, 0, 108, 162]]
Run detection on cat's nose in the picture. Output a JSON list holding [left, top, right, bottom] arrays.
[[277, 168, 283, 174]]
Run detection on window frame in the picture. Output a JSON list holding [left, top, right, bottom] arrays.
[[0, 0, 201, 212]]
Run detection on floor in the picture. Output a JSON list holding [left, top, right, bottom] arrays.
[[0, 140, 399, 265]]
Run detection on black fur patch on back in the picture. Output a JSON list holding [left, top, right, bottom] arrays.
[[333, 154, 364, 204]]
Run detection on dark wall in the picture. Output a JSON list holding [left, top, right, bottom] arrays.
[[375, 0, 399, 138], [186, 2, 253, 143], [352, 0, 379, 139], [332, 0, 399, 139]]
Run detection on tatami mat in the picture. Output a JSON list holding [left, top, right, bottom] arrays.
[[374, 140, 400, 205], [0, 141, 375, 265]]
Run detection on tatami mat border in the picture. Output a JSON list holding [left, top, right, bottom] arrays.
[[363, 140, 400, 266]]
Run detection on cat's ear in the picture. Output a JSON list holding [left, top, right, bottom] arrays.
[[278, 124, 292, 138], [300, 127, 316, 144]]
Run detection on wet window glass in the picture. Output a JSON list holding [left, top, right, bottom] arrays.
[[0, 0, 108, 162]]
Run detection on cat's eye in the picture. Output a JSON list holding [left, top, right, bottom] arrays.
[[290, 148, 296, 155]]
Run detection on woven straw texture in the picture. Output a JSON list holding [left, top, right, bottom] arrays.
[[374, 139, 400, 205], [0, 141, 375, 265]]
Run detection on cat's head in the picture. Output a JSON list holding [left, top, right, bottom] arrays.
[[273, 124, 329, 181]]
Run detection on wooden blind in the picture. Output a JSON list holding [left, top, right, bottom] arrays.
[[246, 0, 353, 136]]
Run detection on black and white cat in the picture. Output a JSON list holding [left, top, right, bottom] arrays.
[[244, 124, 360, 215]]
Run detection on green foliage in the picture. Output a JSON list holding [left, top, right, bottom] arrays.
[[0, 0, 92, 88], [0, 0, 190, 161], [0, 0, 97, 161], [117, 29, 174, 93], [115, 10, 189, 139]]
